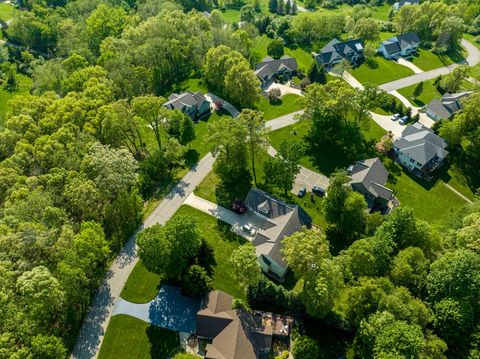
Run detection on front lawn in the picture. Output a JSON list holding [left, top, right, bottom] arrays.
[[256, 94, 303, 120], [98, 315, 180, 359], [349, 57, 414, 85], [410, 48, 464, 71], [397, 79, 442, 106], [121, 261, 162, 303]]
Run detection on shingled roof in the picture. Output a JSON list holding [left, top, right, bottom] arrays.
[[164, 91, 208, 111], [347, 158, 394, 202], [254, 55, 298, 81], [393, 123, 448, 166], [426, 92, 471, 120], [380, 32, 420, 56], [315, 38, 364, 66]]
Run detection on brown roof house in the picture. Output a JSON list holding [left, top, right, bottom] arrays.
[[244, 188, 311, 281], [347, 158, 396, 213], [196, 290, 293, 359]]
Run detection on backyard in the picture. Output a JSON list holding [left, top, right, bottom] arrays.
[[349, 56, 414, 85], [98, 315, 180, 359]]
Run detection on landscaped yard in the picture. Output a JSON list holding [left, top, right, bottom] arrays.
[[0, 73, 32, 128], [349, 56, 414, 86], [256, 94, 303, 120], [409, 48, 464, 71], [98, 315, 180, 359], [397, 79, 442, 106], [0, 2, 17, 21], [121, 261, 162, 303], [220, 9, 240, 23]]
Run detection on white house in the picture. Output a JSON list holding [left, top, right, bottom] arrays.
[[379, 32, 421, 59]]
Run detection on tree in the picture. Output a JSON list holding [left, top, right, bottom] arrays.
[[323, 171, 367, 238], [434, 16, 464, 53], [307, 62, 326, 84], [277, 0, 284, 15], [373, 321, 426, 358], [292, 336, 319, 359], [238, 109, 269, 186], [291, 0, 297, 14], [267, 38, 284, 59], [353, 18, 380, 42], [438, 65, 469, 93], [224, 60, 260, 108], [264, 140, 305, 197], [230, 244, 262, 288], [240, 5, 256, 23], [285, 0, 291, 15], [413, 81, 424, 100], [30, 335, 67, 359], [268, 88, 281, 103], [390, 247, 429, 295], [131, 96, 168, 151], [181, 265, 213, 297], [268, 0, 278, 13], [137, 216, 202, 279]]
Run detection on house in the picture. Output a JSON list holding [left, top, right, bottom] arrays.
[[425, 92, 471, 121], [196, 290, 293, 359], [347, 158, 396, 213], [163, 91, 211, 120], [313, 38, 364, 68], [393, 0, 419, 11], [254, 56, 298, 86], [393, 123, 448, 178], [378, 32, 421, 59], [244, 188, 311, 281]]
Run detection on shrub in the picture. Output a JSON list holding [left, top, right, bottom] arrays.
[[292, 336, 319, 359], [181, 265, 213, 297], [268, 88, 281, 103]]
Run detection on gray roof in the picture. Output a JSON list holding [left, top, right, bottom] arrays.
[[381, 32, 420, 55], [426, 92, 471, 120], [254, 55, 298, 80], [347, 158, 393, 201], [164, 91, 208, 111], [244, 188, 311, 269], [395, 0, 419, 7], [316, 38, 364, 65], [393, 123, 448, 166]]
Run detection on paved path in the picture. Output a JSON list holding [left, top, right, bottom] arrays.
[[205, 93, 240, 117], [396, 58, 423, 74], [266, 82, 303, 97], [444, 183, 473, 204], [71, 110, 302, 359], [379, 39, 480, 92], [369, 111, 404, 138]]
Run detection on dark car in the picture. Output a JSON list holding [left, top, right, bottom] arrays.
[[312, 186, 325, 197], [298, 187, 307, 197], [231, 200, 247, 214]]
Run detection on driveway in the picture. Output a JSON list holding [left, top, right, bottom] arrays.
[[266, 82, 303, 97], [396, 58, 423, 74], [184, 193, 266, 240], [370, 112, 404, 138], [205, 93, 240, 117], [113, 285, 200, 333]]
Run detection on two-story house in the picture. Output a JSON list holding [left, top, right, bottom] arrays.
[[163, 91, 211, 121]]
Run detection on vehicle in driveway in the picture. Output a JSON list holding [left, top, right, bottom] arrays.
[[298, 187, 307, 197], [399, 116, 408, 125], [242, 224, 256, 235], [231, 200, 247, 214], [391, 113, 401, 121], [312, 186, 325, 196]]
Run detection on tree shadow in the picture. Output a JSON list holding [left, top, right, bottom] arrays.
[[146, 325, 180, 359], [185, 149, 200, 168]]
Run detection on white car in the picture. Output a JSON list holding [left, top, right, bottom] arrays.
[[391, 113, 401, 121], [242, 224, 256, 235]]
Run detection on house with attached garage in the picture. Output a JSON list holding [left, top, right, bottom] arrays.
[[244, 188, 311, 281], [196, 290, 293, 359], [425, 92, 471, 121], [313, 38, 364, 68], [347, 158, 397, 214], [378, 32, 421, 59], [393, 123, 448, 179], [254, 55, 298, 87], [163, 91, 211, 121]]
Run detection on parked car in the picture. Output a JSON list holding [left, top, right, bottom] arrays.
[[312, 186, 325, 197], [298, 187, 307, 197], [391, 113, 401, 121], [242, 224, 256, 235], [399, 116, 408, 125], [231, 200, 247, 214]]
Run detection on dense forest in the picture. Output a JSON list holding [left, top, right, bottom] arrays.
[[0, 0, 479, 357]]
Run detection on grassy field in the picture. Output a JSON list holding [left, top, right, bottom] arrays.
[[410, 48, 464, 71], [397, 80, 442, 107], [256, 94, 303, 120], [464, 33, 480, 50], [120, 261, 162, 303], [220, 9, 241, 23], [0, 73, 32, 128], [350, 57, 414, 86], [379, 32, 396, 41], [0, 2, 17, 21], [98, 315, 180, 359]]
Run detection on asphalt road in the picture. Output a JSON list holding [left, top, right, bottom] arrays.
[[71, 107, 301, 359]]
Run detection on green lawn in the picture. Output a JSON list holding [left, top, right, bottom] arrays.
[[220, 9, 240, 23], [397, 80, 442, 107], [194, 170, 219, 203], [349, 57, 414, 86], [255, 94, 303, 120], [379, 32, 396, 42], [0, 3, 17, 21], [409, 48, 464, 71], [0, 73, 32, 127], [464, 33, 480, 51], [173, 77, 209, 94], [98, 315, 180, 359], [121, 261, 162, 303], [370, 4, 392, 21]]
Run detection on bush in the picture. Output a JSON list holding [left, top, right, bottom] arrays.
[[181, 265, 213, 297], [292, 336, 319, 359], [268, 88, 281, 103], [267, 38, 285, 59]]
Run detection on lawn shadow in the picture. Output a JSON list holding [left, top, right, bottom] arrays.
[[216, 219, 246, 244], [146, 325, 180, 359], [305, 142, 350, 177], [304, 318, 354, 359]]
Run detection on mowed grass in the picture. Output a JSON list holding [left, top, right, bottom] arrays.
[[98, 315, 179, 359], [0, 3, 17, 21], [397, 80, 442, 106], [220, 9, 241, 23], [410, 48, 464, 71], [121, 260, 162, 303], [349, 57, 414, 85], [256, 94, 303, 120], [0, 73, 32, 127], [463, 33, 480, 51]]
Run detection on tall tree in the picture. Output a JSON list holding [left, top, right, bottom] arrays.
[[230, 244, 262, 289]]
